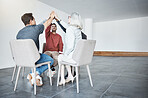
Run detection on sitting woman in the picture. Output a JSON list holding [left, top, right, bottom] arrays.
[[55, 12, 83, 85]]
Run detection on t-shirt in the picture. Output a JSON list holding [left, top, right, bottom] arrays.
[[16, 24, 44, 50]]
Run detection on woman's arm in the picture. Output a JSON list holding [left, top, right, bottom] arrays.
[[54, 13, 69, 31], [56, 21, 66, 33]]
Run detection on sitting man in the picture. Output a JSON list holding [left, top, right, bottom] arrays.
[[44, 23, 63, 77], [16, 12, 55, 86]]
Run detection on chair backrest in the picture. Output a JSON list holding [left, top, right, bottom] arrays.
[[9, 39, 40, 67], [42, 43, 46, 53], [72, 40, 96, 66]]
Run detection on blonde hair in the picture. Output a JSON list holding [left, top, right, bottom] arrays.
[[70, 12, 83, 30]]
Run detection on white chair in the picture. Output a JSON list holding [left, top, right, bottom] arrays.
[[11, 43, 47, 82], [9, 39, 52, 95], [57, 40, 96, 93]]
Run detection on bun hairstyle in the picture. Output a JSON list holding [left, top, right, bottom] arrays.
[[70, 12, 83, 30]]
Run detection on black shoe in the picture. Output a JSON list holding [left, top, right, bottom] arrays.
[[51, 67, 55, 71], [73, 71, 76, 77], [65, 72, 68, 79], [65, 71, 76, 79]]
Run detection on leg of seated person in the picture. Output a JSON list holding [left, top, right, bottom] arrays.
[[58, 54, 66, 85], [65, 65, 74, 83], [28, 54, 54, 86], [44, 51, 55, 68], [35, 53, 54, 75], [44, 51, 52, 57], [52, 51, 59, 67]]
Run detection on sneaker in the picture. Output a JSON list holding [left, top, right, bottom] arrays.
[[51, 67, 55, 71], [47, 70, 54, 77], [27, 73, 43, 86], [27, 74, 32, 80], [51, 67, 56, 75]]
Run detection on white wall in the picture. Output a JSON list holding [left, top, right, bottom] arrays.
[[0, 0, 69, 69], [93, 17, 148, 52]]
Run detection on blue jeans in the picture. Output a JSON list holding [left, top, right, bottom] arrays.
[[31, 53, 54, 75]]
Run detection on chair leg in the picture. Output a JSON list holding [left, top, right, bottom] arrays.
[[72, 66, 74, 75], [11, 65, 17, 82], [78, 66, 80, 75], [22, 67, 25, 78], [57, 63, 61, 86], [14, 66, 21, 91], [75, 66, 79, 93], [48, 63, 52, 86], [86, 65, 93, 87], [34, 67, 36, 95]]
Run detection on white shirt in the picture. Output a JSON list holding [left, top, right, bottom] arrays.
[[60, 21, 82, 58]]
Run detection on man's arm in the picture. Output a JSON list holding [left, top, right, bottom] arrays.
[[45, 24, 51, 39], [43, 11, 54, 30]]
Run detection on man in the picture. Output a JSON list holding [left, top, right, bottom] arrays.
[[16, 12, 55, 86], [44, 23, 63, 77]]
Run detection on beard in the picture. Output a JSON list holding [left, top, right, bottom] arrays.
[[52, 30, 56, 32]]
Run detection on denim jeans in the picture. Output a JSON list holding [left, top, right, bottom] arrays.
[[31, 53, 54, 75]]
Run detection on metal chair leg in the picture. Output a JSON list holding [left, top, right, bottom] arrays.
[[14, 66, 21, 91], [86, 65, 93, 87], [22, 67, 25, 78], [11, 65, 17, 82], [48, 63, 52, 86], [57, 63, 61, 86], [75, 66, 79, 93], [33, 67, 36, 95]]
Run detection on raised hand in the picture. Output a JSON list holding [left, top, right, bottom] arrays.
[[50, 11, 55, 19], [54, 12, 60, 21]]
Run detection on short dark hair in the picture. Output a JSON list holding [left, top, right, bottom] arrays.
[[21, 13, 34, 25], [51, 23, 57, 27]]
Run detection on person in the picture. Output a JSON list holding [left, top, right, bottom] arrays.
[[54, 14, 87, 79], [43, 23, 63, 77], [54, 12, 83, 85], [16, 12, 55, 86], [55, 18, 87, 39]]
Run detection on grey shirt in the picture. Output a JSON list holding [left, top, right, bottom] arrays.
[[16, 24, 44, 50]]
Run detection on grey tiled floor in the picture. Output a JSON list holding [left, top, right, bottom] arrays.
[[0, 56, 148, 98]]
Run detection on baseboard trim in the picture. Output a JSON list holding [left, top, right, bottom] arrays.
[[93, 51, 148, 56]]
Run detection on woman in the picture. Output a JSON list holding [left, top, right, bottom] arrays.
[[55, 12, 83, 85]]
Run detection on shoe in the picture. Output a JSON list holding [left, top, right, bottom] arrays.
[[58, 80, 65, 86], [27, 74, 33, 86], [52, 70, 56, 75], [51, 67, 56, 75], [65, 71, 76, 79], [65, 76, 74, 83], [27, 73, 43, 86], [35, 75, 43, 86], [73, 71, 76, 78], [47, 70, 53, 77], [64, 72, 68, 79], [27, 73, 32, 80], [51, 67, 55, 71]]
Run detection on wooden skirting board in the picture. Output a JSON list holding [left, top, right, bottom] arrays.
[[93, 51, 148, 56]]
